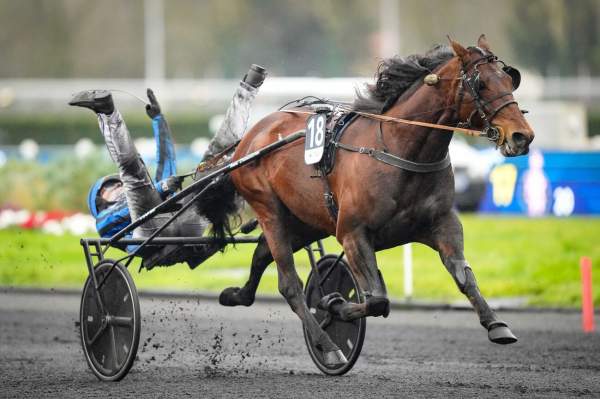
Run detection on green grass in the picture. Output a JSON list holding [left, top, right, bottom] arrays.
[[1, 215, 599, 307]]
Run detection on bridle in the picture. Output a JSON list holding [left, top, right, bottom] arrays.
[[454, 51, 521, 146]]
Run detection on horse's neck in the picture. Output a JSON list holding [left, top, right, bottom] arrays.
[[384, 76, 457, 163]]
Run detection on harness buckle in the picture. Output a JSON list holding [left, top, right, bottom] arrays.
[[484, 126, 500, 143], [358, 147, 375, 156]]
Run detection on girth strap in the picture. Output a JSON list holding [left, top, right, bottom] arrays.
[[332, 141, 451, 173]]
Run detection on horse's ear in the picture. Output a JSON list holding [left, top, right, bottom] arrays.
[[447, 35, 468, 60], [477, 34, 491, 52]]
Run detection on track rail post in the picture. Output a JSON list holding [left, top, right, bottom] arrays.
[[581, 256, 594, 333]]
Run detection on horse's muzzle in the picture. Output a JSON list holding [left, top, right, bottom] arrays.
[[502, 130, 534, 157]]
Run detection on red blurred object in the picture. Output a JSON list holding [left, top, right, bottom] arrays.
[[580, 256, 595, 333], [20, 211, 42, 229], [18, 210, 73, 229]]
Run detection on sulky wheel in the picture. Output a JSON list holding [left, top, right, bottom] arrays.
[[79, 259, 140, 381], [303, 254, 366, 376]]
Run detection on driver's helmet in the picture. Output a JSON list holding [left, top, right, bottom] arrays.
[[87, 174, 122, 217]]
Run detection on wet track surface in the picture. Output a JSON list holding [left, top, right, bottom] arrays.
[[1, 291, 599, 398]]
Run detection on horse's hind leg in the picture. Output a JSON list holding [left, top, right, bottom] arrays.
[[219, 234, 271, 306], [431, 210, 517, 344], [254, 200, 347, 367], [220, 224, 325, 307]]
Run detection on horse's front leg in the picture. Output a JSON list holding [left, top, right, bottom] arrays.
[[431, 210, 517, 344]]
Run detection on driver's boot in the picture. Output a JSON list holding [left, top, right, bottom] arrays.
[[242, 64, 267, 89], [69, 90, 115, 115]]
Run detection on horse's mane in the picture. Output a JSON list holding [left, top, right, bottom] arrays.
[[353, 44, 454, 114]]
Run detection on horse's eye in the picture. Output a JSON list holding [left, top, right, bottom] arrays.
[[479, 81, 486, 90]]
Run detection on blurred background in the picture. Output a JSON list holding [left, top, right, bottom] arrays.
[[0, 0, 598, 306]]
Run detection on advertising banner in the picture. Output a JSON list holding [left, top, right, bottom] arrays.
[[479, 150, 600, 215]]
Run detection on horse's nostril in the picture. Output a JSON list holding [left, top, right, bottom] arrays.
[[512, 132, 530, 146]]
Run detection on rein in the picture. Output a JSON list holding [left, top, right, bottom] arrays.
[[282, 108, 497, 140]]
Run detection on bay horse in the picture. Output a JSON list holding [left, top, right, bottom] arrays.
[[211, 35, 534, 367]]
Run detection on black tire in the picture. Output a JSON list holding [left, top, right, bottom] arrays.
[[79, 260, 141, 381], [303, 254, 366, 376]]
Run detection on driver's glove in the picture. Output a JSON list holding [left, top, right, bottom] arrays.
[[145, 88, 162, 119], [159, 175, 184, 195]]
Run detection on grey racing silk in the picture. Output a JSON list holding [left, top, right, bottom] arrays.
[[204, 81, 259, 158]]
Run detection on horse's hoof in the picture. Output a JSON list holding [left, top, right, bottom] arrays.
[[218, 287, 253, 307], [317, 292, 346, 312], [366, 296, 390, 318], [322, 349, 348, 367], [487, 321, 518, 345]]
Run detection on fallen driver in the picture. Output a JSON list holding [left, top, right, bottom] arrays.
[[69, 64, 267, 269]]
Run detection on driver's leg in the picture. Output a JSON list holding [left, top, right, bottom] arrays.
[[203, 65, 267, 159], [97, 110, 163, 223]]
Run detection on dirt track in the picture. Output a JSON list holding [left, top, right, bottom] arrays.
[[1, 291, 599, 398]]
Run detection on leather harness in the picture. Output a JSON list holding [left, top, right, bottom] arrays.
[[308, 109, 452, 221]]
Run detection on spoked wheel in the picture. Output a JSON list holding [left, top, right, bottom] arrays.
[[79, 260, 140, 381], [303, 254, 366, 376]]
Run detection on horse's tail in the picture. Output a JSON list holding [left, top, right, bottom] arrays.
[[194, 173, 241, 248]]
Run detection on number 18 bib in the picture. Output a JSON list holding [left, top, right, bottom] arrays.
[[304, 113, 327, 165]]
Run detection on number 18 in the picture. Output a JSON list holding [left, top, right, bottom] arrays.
[[308, 115, 325, 147]]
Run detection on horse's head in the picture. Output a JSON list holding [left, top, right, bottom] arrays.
[[448, 35, 534, 156]]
